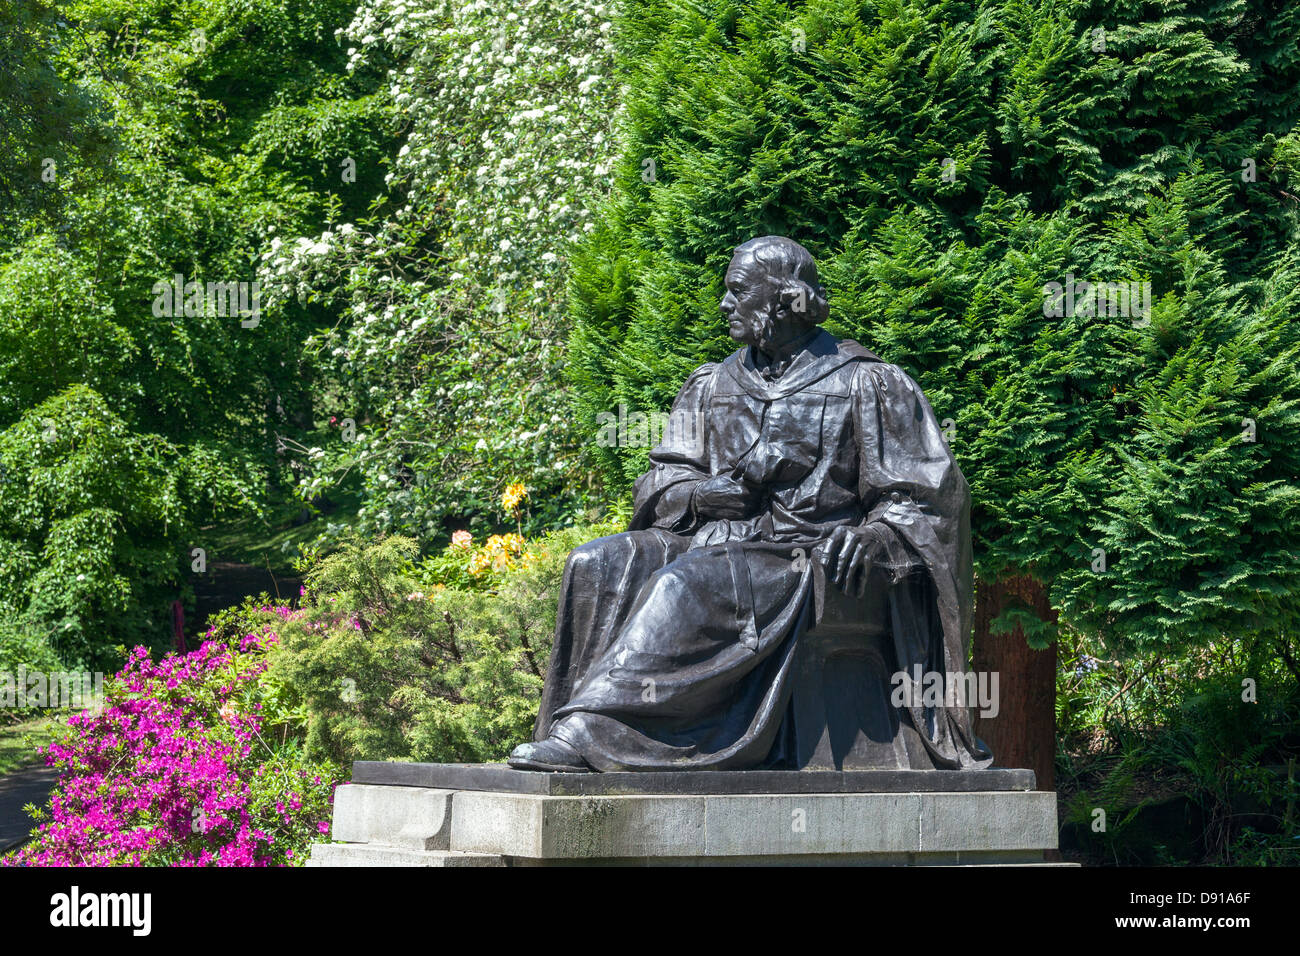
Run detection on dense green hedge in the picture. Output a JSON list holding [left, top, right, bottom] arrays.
[[568, 0, 1300, 652]]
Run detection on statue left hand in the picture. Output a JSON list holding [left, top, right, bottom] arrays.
[[820, 525, 890, 598]]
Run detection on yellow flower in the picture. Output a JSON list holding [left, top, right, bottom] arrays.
[[469, 550, 492, 576], [483, 533, 520, 553], [468, 533, 528, 575], [501, 481, 528, 514]]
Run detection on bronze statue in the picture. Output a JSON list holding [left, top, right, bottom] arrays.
[[509, 236, 993, 772]]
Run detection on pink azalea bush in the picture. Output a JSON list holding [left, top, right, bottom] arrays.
[[3, 619, 344, 867]]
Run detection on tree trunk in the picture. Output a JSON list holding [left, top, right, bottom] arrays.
[[971, 574, 1057, 792]]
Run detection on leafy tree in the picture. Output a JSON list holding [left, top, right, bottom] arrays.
[[0, 386, 259, 669], [265, 0, 620, 544], [0, 0, 390, 657]]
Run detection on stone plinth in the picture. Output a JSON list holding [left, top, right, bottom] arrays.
[[307, 763, 1061, 867]]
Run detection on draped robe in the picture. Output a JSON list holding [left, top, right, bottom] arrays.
[[534, 330, 993, 771]]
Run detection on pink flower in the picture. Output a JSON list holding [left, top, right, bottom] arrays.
[[4, 629, 342, 869]]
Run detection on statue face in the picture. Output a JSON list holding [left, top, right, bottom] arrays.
[[720, 253, 777, 348]]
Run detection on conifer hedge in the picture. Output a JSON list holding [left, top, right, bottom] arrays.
[[568, 0, 1300, 651]]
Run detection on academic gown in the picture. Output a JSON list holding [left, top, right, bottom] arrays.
[[534, 329, 993, 771]]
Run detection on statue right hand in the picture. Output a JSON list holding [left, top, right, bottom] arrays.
[[692, 474, 764, 520]]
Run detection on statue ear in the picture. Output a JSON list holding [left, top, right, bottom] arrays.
[[777, 280, 812, 320], [778, 278, 828, 325]]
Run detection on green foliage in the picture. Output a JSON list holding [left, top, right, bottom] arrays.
[[0, 236, 134, 426], [1057, 631, 1300, 864], [265, 0, 620, 544], [0, 623, 66, 726], [0, 0, 391, 659], [569, 0, 1300, 652], [0, 0, 111, 229], [0, 386, 260, 668], [265, 522, 618, 764], [201, 598, 314, 739]]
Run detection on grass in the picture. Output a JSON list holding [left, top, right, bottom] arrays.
[[0, 716, 61, 776]]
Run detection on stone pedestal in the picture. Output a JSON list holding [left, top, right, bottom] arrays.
[[307, 763, 1062, 866]]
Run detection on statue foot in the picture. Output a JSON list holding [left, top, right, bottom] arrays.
[[507, 737, 591, 772]]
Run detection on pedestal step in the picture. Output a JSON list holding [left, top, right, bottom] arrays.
[[308, 766, 1062, 867]]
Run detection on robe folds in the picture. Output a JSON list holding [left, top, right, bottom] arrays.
[[535, 329, 993, 771]]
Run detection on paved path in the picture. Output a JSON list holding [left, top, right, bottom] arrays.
[[0, 765, 58, 852]]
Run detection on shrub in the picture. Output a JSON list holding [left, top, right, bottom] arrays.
[[1057, 632, 1300, 865], [266, 520, 621, 765], [0, 616, 66, 726], [4, 619, 343, 867]]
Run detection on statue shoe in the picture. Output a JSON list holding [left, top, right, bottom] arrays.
[[507, 737, 591, 772]]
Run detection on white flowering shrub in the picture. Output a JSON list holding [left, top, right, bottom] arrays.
[[262, 0, 619, 542]]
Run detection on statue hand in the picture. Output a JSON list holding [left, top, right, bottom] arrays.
[[693, 474, 764, 520], [821, 525, 890, 598]]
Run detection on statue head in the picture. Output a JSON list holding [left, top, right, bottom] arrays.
[[720, 235, 829, 353]]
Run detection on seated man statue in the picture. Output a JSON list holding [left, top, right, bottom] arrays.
[[509, 235, 993, 773]]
